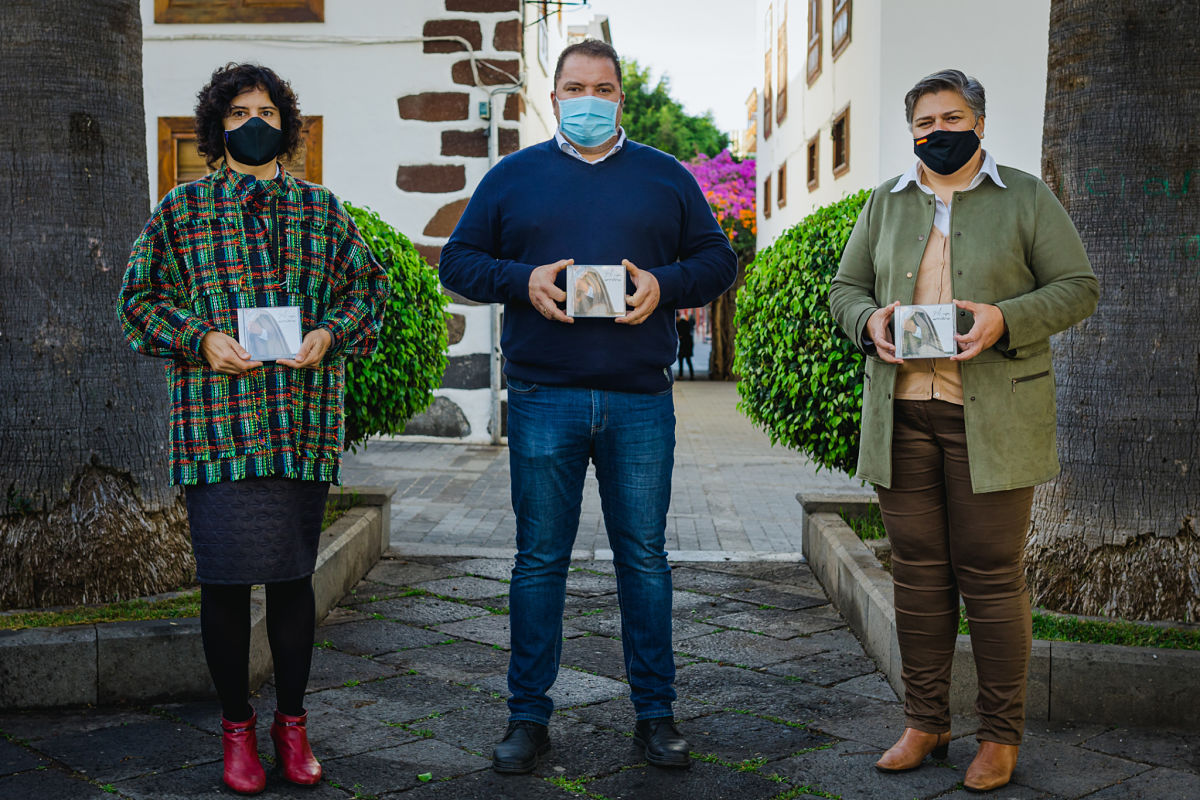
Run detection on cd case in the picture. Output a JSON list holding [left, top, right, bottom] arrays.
[[566, 265, 626, 318], [894, 303, 956, 359], [237, 305, 302, 361]]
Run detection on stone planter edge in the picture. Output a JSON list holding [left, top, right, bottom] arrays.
[[0, 485, 394, 710], [797, 490, 1200, 731]]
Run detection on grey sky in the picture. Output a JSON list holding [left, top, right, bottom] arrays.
[[559, 0, 759, 135]]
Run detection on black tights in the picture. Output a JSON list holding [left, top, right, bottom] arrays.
[[200, 577, 316, 722]]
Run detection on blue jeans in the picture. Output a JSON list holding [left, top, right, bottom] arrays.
[[505, 378, 677, 725]]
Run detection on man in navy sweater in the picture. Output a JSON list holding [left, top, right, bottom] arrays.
[[440, 40, 736, 774]]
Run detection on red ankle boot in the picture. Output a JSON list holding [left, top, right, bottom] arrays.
[[270, 710, 322, 784], [220, 713, 266, 795]]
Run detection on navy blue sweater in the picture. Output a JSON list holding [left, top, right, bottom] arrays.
[[439, 139, 737, 393]]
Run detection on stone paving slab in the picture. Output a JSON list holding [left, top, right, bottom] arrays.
[[476, 668, 630, 711], [685, 710, 833, 763], [528, 717, 638, 780], [376, 640, 509, 684], [115, 761, 350, 799], [321, 738, 491, 795], [708, 605, 845, 639], [32, 717, 217, 783], [560, 634, 629, 680], [306, 648, 401, 692], [1, 768, 118, 798], [0, 736, 46, 776], [675, 629, 800, 666], [415, 576, 510, 600], [320, 618, 450, 656], [771, 739, 964, 797], [1, 555, 1194, 799], [584, 758, 783, 800], [1081, 766, 1200, 799], [357, 595, 487, 626]]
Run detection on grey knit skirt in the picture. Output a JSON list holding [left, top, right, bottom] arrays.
[[184, 477, 330, 585]]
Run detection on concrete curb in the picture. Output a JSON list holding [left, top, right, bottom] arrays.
[[798, 490, 1200, 731], [0, 485, 393, 710]]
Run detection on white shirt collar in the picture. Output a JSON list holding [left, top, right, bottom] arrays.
[[555, 127, 627, 165], [891, 149, 1006, 194]]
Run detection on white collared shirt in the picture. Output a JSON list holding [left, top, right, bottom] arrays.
[[891, 149, 1006, 236], [555, 127, 627, 165]]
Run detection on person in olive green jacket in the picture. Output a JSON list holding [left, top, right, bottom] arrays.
[[829, 70, 1098, 793]]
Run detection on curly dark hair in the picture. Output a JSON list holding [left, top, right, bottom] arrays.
[[194, 63, 302, 168]]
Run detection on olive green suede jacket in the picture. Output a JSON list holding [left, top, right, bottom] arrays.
[[829, 166, 1099, 493]]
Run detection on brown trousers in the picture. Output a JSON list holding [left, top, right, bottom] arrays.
[[876, 400, 1034, 745]]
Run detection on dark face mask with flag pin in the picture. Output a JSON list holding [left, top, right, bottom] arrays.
[[913, 128, 981, 176]]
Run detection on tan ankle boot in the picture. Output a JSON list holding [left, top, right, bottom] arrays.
[[964, 741, 1019, 792], [875, 727, 951, 773]]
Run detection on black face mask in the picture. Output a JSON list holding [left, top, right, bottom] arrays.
[[913, 128, 980, 175], [224, 117, 283, 167]]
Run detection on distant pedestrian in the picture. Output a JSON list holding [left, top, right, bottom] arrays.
[[117, 64, 389, 795], [675, 312, 695, 379], [829, 69, 1098, 792], [440, 40, 736, 774]]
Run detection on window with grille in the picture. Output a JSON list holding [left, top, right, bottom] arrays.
[[832, 0, 851, 59], [806, 134, 819, 191], [806, 0, 822, 85], [831, 105, 850, 178], [776, 0, 788, 124], [763, 4, 774, 139]]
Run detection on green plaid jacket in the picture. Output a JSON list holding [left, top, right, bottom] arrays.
[[118, 165, 390, 486]]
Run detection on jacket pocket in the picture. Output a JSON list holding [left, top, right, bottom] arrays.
[[289, 363, 342, 461], [175, 216, 245, 295], [506, 377, 539, 394], [171, 367, 267, 463], [285, 219, 335, 305], [1011, 370, 1050, 392]]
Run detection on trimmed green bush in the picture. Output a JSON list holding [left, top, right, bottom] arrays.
[[343, 203, 448, 450], [734, 189, 870, 475]]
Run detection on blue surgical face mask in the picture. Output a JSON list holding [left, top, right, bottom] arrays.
[[557, 95, 619, 148]]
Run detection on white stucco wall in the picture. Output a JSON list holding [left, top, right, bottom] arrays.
[[877, 0, 1050, 181], [755, 0, 1050, 251], [519, 10, 563, 147], [142, 0, 476, 229]]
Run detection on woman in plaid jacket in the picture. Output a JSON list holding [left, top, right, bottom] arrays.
[[118, 64, 389, 795]]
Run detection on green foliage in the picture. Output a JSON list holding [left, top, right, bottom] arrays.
[[734, 190, 871, 475], [840, 505, 886, 540], [0, 592, 201, 630], [957, 607, 1200, 650], [343, 204, 449, 450], [620, 59, 729, 160]]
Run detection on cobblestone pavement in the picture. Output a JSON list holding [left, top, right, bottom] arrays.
[[339, 381, 868, 556], [2, 382, 1196, 798], [2, 555, 1197, 799]]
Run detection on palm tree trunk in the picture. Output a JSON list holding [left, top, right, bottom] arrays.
[[1030, 0, 1200, 621], [0, 0, 193, 608]]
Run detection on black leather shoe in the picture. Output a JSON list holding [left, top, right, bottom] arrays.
[[634, 718, 691, 768], [492, 721, 551, 774]]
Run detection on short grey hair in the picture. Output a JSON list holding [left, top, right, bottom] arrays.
[[904, 69, 985, 125]]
